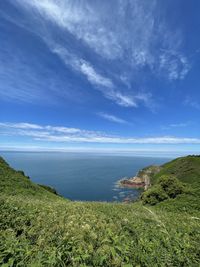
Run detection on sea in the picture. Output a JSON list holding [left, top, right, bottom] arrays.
[[1, 152, 172, 202]]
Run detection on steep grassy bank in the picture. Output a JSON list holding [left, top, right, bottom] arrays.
[[0, 156, 200, 266], [142, 155, 200, 211], [152, 155, 200, 185]]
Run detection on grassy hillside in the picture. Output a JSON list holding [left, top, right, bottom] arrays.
[[0, 156, 200, 266], [141, 155, 200, 211], [152, 155, 200, 185], [0, 157, 60, 200]]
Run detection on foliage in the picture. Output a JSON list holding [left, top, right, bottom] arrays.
[[0, 156, 60, 200], [0, 156, 200, 266], [38, 184, 59, 195], [142, 175, 186, 205], [158, 175, 186, 198], [151, 155, 200, 185], [141, 184, 168, 205]]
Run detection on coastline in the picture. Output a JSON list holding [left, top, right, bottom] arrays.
[[118, 165, 162, 191]]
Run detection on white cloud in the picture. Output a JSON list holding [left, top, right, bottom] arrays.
[[159, 52, 190, 81], [45, 126, 81, 134], [52, 46, 137, 107], [9, 0, 191, 108], [16, 0, 122, 60], [161, 122, 191, 130], [79, 60, 113, 88], [98, 113, 128, 124], [52, 46, 113, 89], [169, 123, 190, 128], [0, 122, 43, 130], [184, 97, 200, 110], [1, 122, 200, 144], [111, 92, 137, 107]]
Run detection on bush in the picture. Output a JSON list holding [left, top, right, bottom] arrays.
[[142, 175, 185, 205], [141, 185, 168, 205], [158, 175, 185, 198]]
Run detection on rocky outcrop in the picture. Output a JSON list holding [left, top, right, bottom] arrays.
[[119, 165, 162, 190], [120, 176, 145, 188]]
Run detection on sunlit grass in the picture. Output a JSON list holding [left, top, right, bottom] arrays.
[[0, 156, 200, 266]]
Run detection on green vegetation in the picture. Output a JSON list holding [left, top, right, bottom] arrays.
[[0, 156, 200, 266], [152, 155, 200, 185], [0, 157, 60, 200], [141, 175, 186, 205], [38, 184, 59, 195]]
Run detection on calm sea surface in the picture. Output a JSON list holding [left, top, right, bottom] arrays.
[[1, 152, 172, 202]]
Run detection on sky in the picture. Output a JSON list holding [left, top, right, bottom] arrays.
[[0, 0, 200, 155]]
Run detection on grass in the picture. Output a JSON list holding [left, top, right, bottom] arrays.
[[152, 155, 200, 185], [0, 156, 200, 266]]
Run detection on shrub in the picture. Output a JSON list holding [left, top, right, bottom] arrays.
[[142, 175, 186, 205], [141, 185, 168, 205], [158, 175, 185, 198]]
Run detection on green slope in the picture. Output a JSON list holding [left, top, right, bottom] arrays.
[[0, 156, 200, 266], [152, 155, 200, 185], [141, 155, 200, 210], [0, 157, 60, 200]]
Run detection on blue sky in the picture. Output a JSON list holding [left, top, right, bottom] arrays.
[[0, 0, 200, 155]]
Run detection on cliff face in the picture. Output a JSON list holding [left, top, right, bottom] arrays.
[[119, 165, 162, 190]]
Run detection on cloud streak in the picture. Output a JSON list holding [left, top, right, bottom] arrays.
[[184, 97, 200, 110], [2, 0, 191, 108], [97, 113, 128, 124], [32, 0, 190, 79], [52, 46, 137, 107], [1, 122, 200, 144], [161, 122, 191, 130]]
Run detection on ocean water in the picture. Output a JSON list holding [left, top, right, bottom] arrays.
[[1, 152, 171, 202]]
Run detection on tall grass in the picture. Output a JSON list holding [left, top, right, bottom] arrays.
[[0, 156, 200, 266]]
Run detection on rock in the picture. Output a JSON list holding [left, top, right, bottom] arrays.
[[119, 165, 162, 190]]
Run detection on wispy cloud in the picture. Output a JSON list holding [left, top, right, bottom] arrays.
[[184, 97, 200, 110], [2, 0, 191, 107], [159, 51, 190, 81], [46, 0, 189, 80], [53, 44, 144, 108], [1, 122, 200, 144], [0, 122, 43, 130], [16, 0, 189, 77], [52, 47, 137, 107], [79, 60, 113, 88], [169, 123, 190, 128], [97, 113, 128, 124], [52, 46, 114, 88], [161, 122, 191, 130]]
